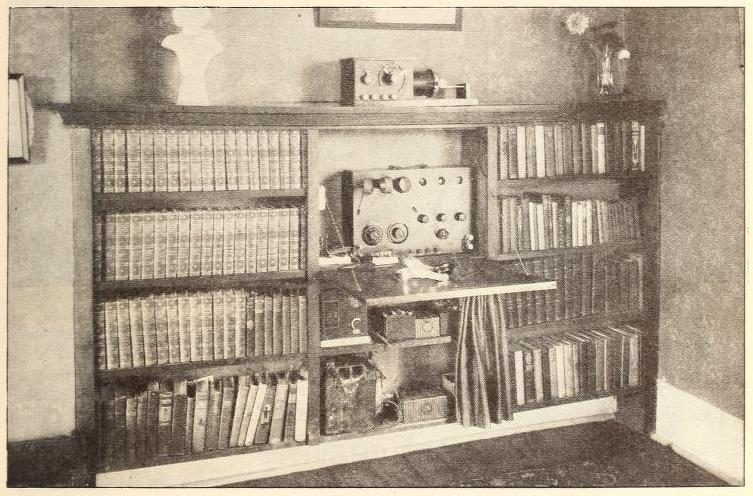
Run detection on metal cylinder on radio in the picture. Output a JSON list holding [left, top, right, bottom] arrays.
[[413, 69, 440, 97]]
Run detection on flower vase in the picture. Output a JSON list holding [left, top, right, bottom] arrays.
[[595, 42, 628, 97]]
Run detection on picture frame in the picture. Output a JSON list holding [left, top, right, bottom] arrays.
[[8, 73, 31, 164], [315, 7, 462, 31]]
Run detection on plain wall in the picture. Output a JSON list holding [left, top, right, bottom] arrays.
[[8, 8, 76, 441], [628, 8, 744, 419]]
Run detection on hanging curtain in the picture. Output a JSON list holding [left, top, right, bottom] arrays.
[[454, 294, 513, 427]]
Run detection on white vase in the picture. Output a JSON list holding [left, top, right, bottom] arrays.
[[161, 8, 222, 105]]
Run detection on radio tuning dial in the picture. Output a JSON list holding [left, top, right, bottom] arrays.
[[362, 225, 384, 246], [378, 176, 393, 194], [387, 223, 409, 244], [435, 228, 450, 240], [394, 176, 412, 193], [437, 213, 448, 222], [417, 214, 429, 224], [455, 212, 467, 221]]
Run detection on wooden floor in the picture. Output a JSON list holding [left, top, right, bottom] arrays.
[[227, 421, 726, 488]]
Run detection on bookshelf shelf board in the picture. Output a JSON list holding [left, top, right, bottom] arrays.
[[506, 310, 647, 340], [96, 354, 308, 382], [319, 335, 453, 357], [94, 189, 306, 212], [320, 417, 450, 444], [511, 387, 642, 413], [100, 439, 305, 473], [95, 271, 307, 294], [492, 239, 644, 261]]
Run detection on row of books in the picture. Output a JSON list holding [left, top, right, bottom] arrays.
[[509, 324, 641, 407], [92, 128, 306, 193], [99, 372, 308, 467], [498, 121, 646, 179], [503, 253, 643, 329], [499, 196, 641, 253], [95, 207, 303, 282], [96, 289, 308, 370]]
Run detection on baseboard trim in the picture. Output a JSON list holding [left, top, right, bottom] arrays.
[[653, 379, 743, 486], [97, 396, 617, 487]]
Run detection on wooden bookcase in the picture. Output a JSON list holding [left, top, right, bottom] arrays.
[[60, 100, 663, 486]]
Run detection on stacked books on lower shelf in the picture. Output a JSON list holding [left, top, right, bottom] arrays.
[[509, 324, 641, 410], [99, 371, 309, 469], [95, 207, 303, 282], [95, 288, 307, 371], [503, 252, 643, 329]]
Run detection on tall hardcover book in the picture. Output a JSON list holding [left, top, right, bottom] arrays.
[[177, 210, 191, 278], [166, 293, 181, 363], [166, 130, 181, 192], [233, 209, 247, 274], [192, 378, 210, 453], [102, 129, 116, 193], [189, 210, 203, 276], [507, 127, 518, 179], [152, 129, 168, 192], [177, 292, 191, 363], [200, 210, 214, 276], [290, 291, 300, 354], [113, 213, 130, 281], [138, 129, 155, 192], [128, 213, 144, 280], [171, 380, 188, 455], [125, 393, 138, 462], [188, 293, 202, 362], [188, 130, 202, 191], [126, 129, 141, 192], [543, 125, 555, 177], [157, 385, 173, 456], [200, 292, 214, 361], [289, 130, 302, 189], [154, 294, 170, 365], [278, 208, 290, 271], [534, 124, 545, 178], [294, 373, 308, 442], [135, 390, 148, 461], [254, 293, 265, 356], [246, 291, 257, 357], [256, 209, 269, 273], [553, 123, 564, 176], [498, 126, 509, 179], [243, 379, 267, 446], [95, 303, 107, 370], [283, 381, 298, 442], [185, 386, 195, 453], [225, 129, 239, 191], [254, 381, 277, 445], [236, 130, 251, 190], [178, 129, 192, 192], [128, 298, 145, 368], [144, 381, 161, 458], [245, 209, 258, 273], [258, 130, 270, 190], [212, 129, 227, 191], [205, 378, 223, 451], [247, 130, 260, 190], [154, 211, 168, 279], [211, 290, 225, 360], [234, 289, 246, 358], [113, 129, 127, 193], [516, 125, 527, 178], [91, 129, 104, 193], [222, 210, 236, 275], [222, 289, 236, 359], [115, 299, 133, 369], [217, 377, 236, 450], [200, 130, 214, 191], [289, 208, 300, 270], [267, 209, 280, 272], [268, 130, 281, 190], [212, 210, 225, 275], [279, 130, 291, 190], [141, 295, 158, 366], [269, 378, 289, 444], [229, 375, 250, 448]]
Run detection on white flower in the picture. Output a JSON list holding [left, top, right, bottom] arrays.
[[565, 12, 590, 36], [618, 48, 631, 60]]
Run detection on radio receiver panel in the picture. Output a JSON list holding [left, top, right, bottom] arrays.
[[343, 167, 474, 256]]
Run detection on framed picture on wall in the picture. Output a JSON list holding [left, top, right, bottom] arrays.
[[315, 7, 462, 31], [8, 73, 31, 164]]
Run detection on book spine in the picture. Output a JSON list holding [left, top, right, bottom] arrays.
[[225, 128, 239, 191], [245, 209, 258, 273], [244, 382, 267, 446], [192, 379, 209, 453], [222, 210, 236, 275], [278, 208, 290, 271], [188, 293, 202, 362], [269, 379, 289, 444], [222, 289, 236, 359], [153, 129, 168, 192], [126, 129, 141, 192], [166, 129, 181, 192], [205, 379, 223, 450], [498, 126, 509, 180], [264, 294, 274, 355], [281, 293, 291, 355], [283, 381, 297, 442], [177, 292, 191, 363], [178, 129, 192, 192], [279, 130, 291, 190], [113, 213, 130, 281], [289, 291, 299, 353], [229, 376, 250, 448], [200, 130, 214, 191], [200, 293, 214, 361], [212, 210, 225, 275], [507, 126, 518, 179], [268, 130, 280, 189], [254, 383, 276, 445], [102, 129, 116, 193], [165, 211, 179, 279], [289, 208, 300, 270], [298, 294, 307, 353], [189, 129, 203, 191], [235, 289, 247, 358], [294, 375, 308, 442], [103, 300, 120, 369], [272, 292, 283, 355], [238, 381, 259, 446], [565, 123, 575, 175], [217, 378, 236, 450], [185, 393, 195, 454], [236, 130, 251, 190], [258, 130, 270, 190], [246, 292, 256, 357], [256, 209, 269, 273], [91, 128, 104, 193], [534, 124, 545, 178], [171, 381, 187, 455], [165, 293, 181, 363], [152, 294, 169, 365], [128, 212, 144, 281], [254, 293, 265, 356], [157, 387, 173, 456], [113, 129, 127, 193], [267, 209, 280, 272], [188, 211, 202, 277], [200, 211, 214, 276], [128, 298, 145, 368], [516, 125, 527, 178], [212, 291, 225, 360], [544, 124, 555, 177], [247, 130, 260, 190], [212, 129, 227, 191], [177, 210, 191, 278], [553, 123, 564, 177], [233, 208, 247, 274], [139, 129, 155, 192], [94, 302, 107, 370], [152, 212, 167, 279], [115, 298, 133, 369], [289, 130, 302, 189]]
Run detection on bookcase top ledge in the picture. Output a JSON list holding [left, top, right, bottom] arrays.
[[57, 100, 665, 128]]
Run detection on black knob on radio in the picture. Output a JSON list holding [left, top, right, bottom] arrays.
[[394, 176, 412, 193], [455, 212, 467, 221], [437, 213, 448, 222], [387, 223, 409, 244], [361, 179, 374, 195], [362, 225, 384, 246], [417, 214, 429, 223], [378, 176, 393, 194], [435, 228, 449, 240]]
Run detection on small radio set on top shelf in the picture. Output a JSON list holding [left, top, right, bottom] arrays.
[[341, 58, 478, 106]]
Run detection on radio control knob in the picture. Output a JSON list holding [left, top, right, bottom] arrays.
[[361, 178, 374, 195], [378, 176, 393, 194], [361, 71, 376, 85], [438, 176, 446, 185], [387, 223, 409, 244], [436, 213, 448, 222], [455, 212, 467, 221], [362, 225, 383, 246], [417, 214, 429, 223], [394, 176, 412, 193], [436, 228, 450, 240]]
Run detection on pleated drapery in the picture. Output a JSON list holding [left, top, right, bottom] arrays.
[[454, 294, 513, 427]]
